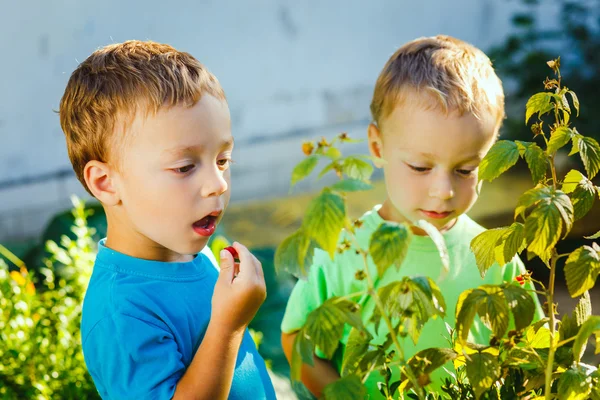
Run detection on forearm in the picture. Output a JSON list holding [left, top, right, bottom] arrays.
[[281, 332, 340, 398], [173, 322, 244, 400]]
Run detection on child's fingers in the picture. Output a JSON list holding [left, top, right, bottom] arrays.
[[218, 249, 235, 282], [231, 242, 262, 280]]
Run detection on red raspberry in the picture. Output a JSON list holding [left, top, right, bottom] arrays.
[[224, 246, 240, 262]]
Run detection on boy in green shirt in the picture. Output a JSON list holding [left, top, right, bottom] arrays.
[[281, 35, 543, 397]]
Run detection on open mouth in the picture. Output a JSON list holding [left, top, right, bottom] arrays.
[[192, 212, 221, 237]]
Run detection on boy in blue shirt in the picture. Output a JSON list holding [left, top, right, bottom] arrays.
[[59, 40, 276, 399]]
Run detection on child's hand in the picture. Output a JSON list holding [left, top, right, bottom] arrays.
[[212, 242, 266, 334]]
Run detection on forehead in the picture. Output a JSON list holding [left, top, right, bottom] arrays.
[[380, 102, 498, 162], [124, 95, 231, 151]]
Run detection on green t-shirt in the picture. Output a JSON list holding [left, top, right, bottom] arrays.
[[281, 205, 543, 398]]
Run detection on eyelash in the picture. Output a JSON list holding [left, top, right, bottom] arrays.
[[173, 158, 235, 174], [407, 164, 474, 176]]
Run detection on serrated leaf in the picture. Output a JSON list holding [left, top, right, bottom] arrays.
[[526, 92, 553, 124], [547, 126, 573, 154], [557, 366, 593, 400], [274, 229, 317, 278], [405, 348, 458, 387], [470, 228, 510, 277], [414, 220, 450, 279], [570, 134, 581, 156], [496, 223, 527, 266], [291, 155, 319, 188], [568, 90, 580, 117], [573, 316, 600, 363], [524, 196, 564, 264], [479, 141, 520, 182], [323, 375, 366, 400], [456, 286, 509, 344], [574, 291, 592, 327], [562, 170, 586, 194], [369, 221, 412, 277], [570, 183, 596, 221], [341, 328, 373, 377], [465, 352, 502, 400], [564, 246, 600, 298], [522, 142, 548, 183], [304, 298, 365, 360], [578, 136, 600, 179], [514, 186, 552, 220], [502, 284, 535, 331], [302, 189, 346, 258], [291, 330, 315, 381], [330, 178, 373, 193], [342, 156, 374, 181]]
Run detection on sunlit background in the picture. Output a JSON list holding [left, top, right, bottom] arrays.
[[1, 1, 599, 398]]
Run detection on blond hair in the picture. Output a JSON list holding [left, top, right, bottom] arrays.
[[59, 40, 225, 195], [370, 35, 504, 128]]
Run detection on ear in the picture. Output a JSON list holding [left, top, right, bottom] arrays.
[[367, 123, 385, 168], [83, 160, 120, 206]]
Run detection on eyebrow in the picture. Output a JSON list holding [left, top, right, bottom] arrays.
[[163, 138, 234, 158], [417, 152, 482, 164]]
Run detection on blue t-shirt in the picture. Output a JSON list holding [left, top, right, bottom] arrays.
[[81, 240, 276, 400]]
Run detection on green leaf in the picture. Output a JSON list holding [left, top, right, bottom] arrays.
[[557, 365, 593, 400], [369, 221, 412, 277], [341, 328, 373, 377], [342, 156, 374, 181], [573, 316, 600, 363], [570, 183, 596, 221], [496, 223, 527, 266], [561, 291, 593, 341], [514, 186, 552, 220], [324, 147, 342, 160], [290, 330, 315, 381], [470, 227, 510, 277], [578, 136, 600, 179], [405, 348, 458, 387], [524, 190, 572, 263], [456, 286, 510, 344], [323, 375, 366, 400], [302, 189, 346, 258], [568, 90, 580, 117], [502, 284, 535, 331], [519, 141, 547, 183], [465, 352, 502, 400], [304, 298, 365, 360], [564, 245, 600, 298], [478, 141, 520, 182], [525, 92, 553, 124], [291, 155, 319, 188], [318, 160, 338, 179], [585, 230, 600, 239], [547, 126, 573, 154], [562, 170, 586, 194], [378, 277, 446, 344], [274, 229, 317, 278], [414, 220, 450, 279], [330, 178, 373, 193]]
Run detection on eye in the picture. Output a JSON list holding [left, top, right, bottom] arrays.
[[407, 164, 430, 173], [217, 158, 234, 169], [456, 168, 475, 176], [174, 165, 195, 174]]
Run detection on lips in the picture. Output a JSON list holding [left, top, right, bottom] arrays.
[[420, 210, 453, 219], [192, 209, 222, 237]]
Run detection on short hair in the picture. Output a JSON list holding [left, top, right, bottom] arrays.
[[370, 35, 504, 129], [59, 40, 225, 195]]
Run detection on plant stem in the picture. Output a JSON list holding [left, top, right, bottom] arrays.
[[0, 244, 26, 269], [544, 251, 558, 399]]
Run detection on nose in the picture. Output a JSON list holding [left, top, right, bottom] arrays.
[[200, 166, 229, 198], [429, 171, 454, 200]]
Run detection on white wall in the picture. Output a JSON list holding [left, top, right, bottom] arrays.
[[0, 0, 556, 241]]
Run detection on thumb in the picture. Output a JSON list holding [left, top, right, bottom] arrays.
[[218, 250, 235, 282]]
